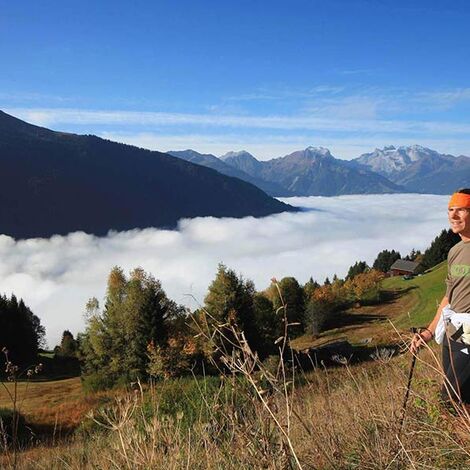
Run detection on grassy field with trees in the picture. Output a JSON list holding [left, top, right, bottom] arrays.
[[1, 228, 468, 469]]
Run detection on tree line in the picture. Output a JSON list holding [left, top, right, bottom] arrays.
[[77, 263, 382, 390], [0, 295, 45, 370], [0, 228, 459, 387]]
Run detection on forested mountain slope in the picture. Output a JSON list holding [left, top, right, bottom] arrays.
[[0, 111, 294, 239]]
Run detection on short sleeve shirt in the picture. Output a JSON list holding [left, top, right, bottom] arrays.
[[446, 240, 470, 313]]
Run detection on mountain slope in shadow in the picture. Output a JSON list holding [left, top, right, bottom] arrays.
[[0, 111, 295, 239]]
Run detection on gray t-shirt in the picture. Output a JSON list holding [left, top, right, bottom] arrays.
[[446, 240, 470, 313]]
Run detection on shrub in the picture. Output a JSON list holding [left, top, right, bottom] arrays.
[[0, 408, 29, 446], [81, 373, 117, 394]]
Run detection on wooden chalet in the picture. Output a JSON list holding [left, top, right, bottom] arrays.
[[389, 259, 420, 277]]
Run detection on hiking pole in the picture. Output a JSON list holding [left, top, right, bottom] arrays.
[[397, 327, 419, 437]]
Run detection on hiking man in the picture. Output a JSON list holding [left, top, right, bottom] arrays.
[[410, 188, 470, 403]]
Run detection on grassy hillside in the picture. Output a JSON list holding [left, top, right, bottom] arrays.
[[383, 261, 447, 328], [4, 346, 470, 469], [292, 262, 448, 352], [0, 377, 115, 434], [3, 261, 469, 469]]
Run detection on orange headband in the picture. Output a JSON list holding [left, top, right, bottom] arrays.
[[449, 192, 470, 208]]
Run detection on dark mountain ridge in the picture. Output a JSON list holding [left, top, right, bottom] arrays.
[[0, 111, 294, 239]]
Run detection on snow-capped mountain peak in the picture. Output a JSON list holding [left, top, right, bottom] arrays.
[[352, 145, 470, 193], [355, 145, 440, 174], [220, 150, 256, 161], [305, 146, 333, 158]]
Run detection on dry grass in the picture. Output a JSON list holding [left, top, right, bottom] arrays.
[[5, 348, 469, 470], [0, 377, 119, 435], [292, 287, 417, 352], [7, 287, 470, 470], [293, 263, 447, 352], [3, 266, 468, 469]]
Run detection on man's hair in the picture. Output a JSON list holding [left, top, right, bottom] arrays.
[[457, 188, 470, 195]]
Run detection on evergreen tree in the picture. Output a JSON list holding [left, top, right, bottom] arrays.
[[420, 229, 460, 270], [304, 277, 320, 299], [252, 294, 278, 358], [267, 277, 305, 337], [204, 264, 258, 355], [0, 295, 45, 366], [346, 261, 369, 280], [372, 249, 401, 272], [80, 266, 180, 388], [57, 330, 77, 357], [404, 248, 421, 261]]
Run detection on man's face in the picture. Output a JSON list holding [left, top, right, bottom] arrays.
[[448, 206, 470, 239]]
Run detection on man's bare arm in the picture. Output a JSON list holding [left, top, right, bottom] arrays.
[[410, 296, 448, 353]]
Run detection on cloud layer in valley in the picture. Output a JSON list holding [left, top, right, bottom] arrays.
[[0, 194, 449, 346]]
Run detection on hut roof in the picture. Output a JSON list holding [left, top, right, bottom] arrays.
[[390, 259, 419, 273]]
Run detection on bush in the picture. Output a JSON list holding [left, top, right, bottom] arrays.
[[81, 373, 118, 394], [0, 407, 29, 445]]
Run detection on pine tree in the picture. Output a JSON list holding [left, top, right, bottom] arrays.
[[304, 277, 320, 299], [80, 266, 180, 388], [266, 277, 305, 337], [252, 294, 278, 358], [346, 261, 369, 280], [420, 229, 460, 270], [57, 330, 77, 357], [372, 250, 401, 272], [204, 264, 258, 354], [0, 295, 45, 366]]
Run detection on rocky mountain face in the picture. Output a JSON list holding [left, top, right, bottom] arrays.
[[353, 145, 470, 194], [219, 147, 402, 196], [0, 111, 294, 239], [168, 150, 292, 196], [221, 151, 264, 177]]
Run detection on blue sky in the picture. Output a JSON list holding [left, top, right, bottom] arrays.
[[1, 0, 470, 159]]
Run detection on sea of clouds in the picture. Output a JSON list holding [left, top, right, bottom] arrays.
[[0, 194, 449, 346]]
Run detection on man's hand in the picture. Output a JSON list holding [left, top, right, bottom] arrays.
[[410, 329, 433, 354]]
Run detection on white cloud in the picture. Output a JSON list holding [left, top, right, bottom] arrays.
[[305, 95, 382, 120], [3, 92, 470, 159], [0, 194, 449, 347], [225, 85, 345, 102], [414, 88, 470, 110], [6, 107, 470, 136]]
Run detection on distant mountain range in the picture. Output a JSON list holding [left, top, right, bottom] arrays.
[[353, 145, 470, 194], [170, 145, 470, 196], [0, 111, 293, 239], [168, 150, 292, 196], [223, 147, 401, 196], [169, 147, 401, 196], [2, 108, 468, 241]]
